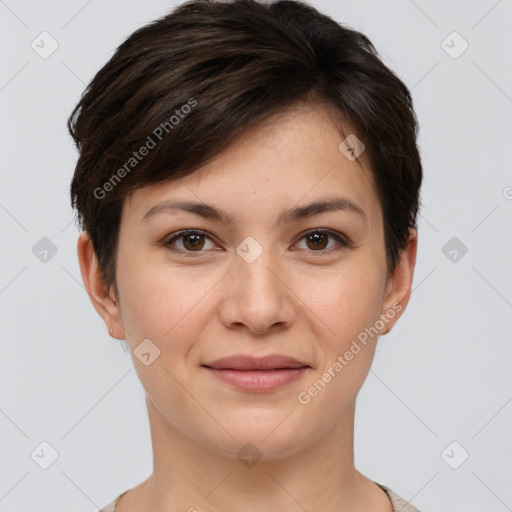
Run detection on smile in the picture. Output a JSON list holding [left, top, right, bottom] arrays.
[[203, 367, 309, 392]]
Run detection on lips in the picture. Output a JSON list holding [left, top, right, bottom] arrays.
[[202, 354, 310, 392], [202, 354, 309, 371]]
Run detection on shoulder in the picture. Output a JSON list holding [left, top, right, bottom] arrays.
[[374, 482, 423, 512], [99, 485, 421, 512], [98, 489, 129, 512]]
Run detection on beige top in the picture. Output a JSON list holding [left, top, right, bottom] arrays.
[[98, 482, 421, 511]]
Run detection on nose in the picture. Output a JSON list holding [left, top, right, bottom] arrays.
[[218, 243, 296, 335]]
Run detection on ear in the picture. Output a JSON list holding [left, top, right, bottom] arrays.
[[379, 227, 418, 335], [77, 231, 126, 339]]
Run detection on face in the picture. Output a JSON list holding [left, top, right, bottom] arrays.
[[81, 104, 416, 461]]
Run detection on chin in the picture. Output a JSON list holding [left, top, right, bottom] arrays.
[[212, 438, 307, 464], [203, 418, 312, 462]]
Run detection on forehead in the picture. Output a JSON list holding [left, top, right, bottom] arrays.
[[121, 104, 382, 230]]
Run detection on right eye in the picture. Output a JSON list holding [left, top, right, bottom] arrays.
[[164, 230, 219, 256]]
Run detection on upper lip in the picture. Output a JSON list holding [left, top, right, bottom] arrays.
[[202, 354, 310, 371]]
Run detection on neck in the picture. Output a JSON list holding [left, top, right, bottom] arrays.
[[118, 397, 390, 512]]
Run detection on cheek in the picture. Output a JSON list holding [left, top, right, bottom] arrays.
[[116, 255, 215, 404], [300, 259, 385, 345], [116, 252, 218, 345], [294, 266, 384, 424]]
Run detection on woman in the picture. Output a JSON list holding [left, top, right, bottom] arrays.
[[68, 0, 423, 510]]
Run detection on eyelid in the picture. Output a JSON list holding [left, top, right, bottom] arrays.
[[163, 228, 350, 256], [164, 229, 218, 256], [293, 228, 350, 248]]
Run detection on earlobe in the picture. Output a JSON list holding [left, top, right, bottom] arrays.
[[379, 228, 418, 335], [76, 231, 126, 339]]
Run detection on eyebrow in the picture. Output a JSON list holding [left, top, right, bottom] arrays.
[[142, 196, 366, 225]]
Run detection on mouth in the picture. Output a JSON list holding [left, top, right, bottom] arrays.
[[202, 354, 310, 371], [201, 354, 310, 392]]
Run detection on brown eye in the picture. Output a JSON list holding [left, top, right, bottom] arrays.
[[182, 232, 205, 251], [164, 228, 349, 257], [165, 230, 216, 255], [305, 232, 329, 250], [296, 229, 349, 252]]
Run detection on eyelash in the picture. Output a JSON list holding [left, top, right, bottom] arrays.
[[163, 229, 350, 257]]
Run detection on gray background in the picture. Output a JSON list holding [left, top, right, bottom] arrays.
[[1, 0, 511, 510]]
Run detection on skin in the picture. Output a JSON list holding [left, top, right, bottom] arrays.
[[78, 103, 417, 512]]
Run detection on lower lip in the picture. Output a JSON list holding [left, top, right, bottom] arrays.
[[204, 367, 309, 392]]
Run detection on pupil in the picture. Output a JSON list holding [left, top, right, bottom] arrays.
[[308, 232, 327, 250], [185, 234, 203, 250]]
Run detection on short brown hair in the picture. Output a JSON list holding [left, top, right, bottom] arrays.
[[68, 0, 423, 300]]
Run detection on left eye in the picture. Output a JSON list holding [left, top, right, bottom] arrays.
[[164, 229, 348, 255], [295, 229, 348, 252]]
